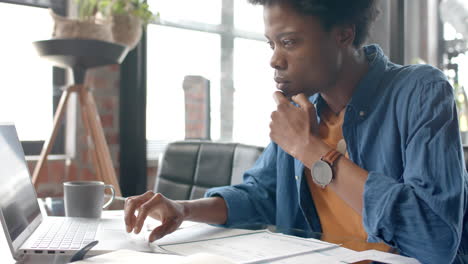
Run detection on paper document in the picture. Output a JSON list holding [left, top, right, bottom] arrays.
[[161, 230, 341, 263], [339, 249, 421, 264], [75, 249, 183, 263], [154, 223, 264, 246], [267, 243, 354, 264], [268, 253, 343, 264], [74, 249, 237, 264], [100, 210, 264, 252], [97, 211, 420, 264]]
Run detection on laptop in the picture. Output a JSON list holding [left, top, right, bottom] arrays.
[[0, 124, 153, 260]]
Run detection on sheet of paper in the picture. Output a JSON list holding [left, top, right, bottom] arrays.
[[316, 244, 356, 257], [75, 249, 237, 264], [101, 210, 213, 236], [100, 210, 216, 243], [75, 249, 183, 263], [160, 231, 341, 263], [269, 253, 344, 264], [153, 223, 264, 247], [100, 211, 263, 253], [145, 217, 200, 230], [339, 249, 421, 264], [111, 219, 207, 247], [100, 211, 416, 264], [265, 238, 352, 264], [175, 252, 237, 264]]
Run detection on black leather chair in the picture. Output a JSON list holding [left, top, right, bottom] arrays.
[[153, 141, 265, 200]]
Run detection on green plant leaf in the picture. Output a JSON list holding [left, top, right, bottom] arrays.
[[93, 0, 157, 25]]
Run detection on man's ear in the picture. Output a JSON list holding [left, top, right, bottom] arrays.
[[335, 24, 356, 47]]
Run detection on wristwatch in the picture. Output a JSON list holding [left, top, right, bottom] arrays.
[[311, 149, 342, 188]]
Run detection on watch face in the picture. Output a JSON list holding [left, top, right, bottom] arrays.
[[311, 160, 333, 188]]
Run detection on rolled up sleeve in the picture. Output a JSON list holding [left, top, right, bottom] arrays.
[[205, 143, 278, 227], [362, 81, 466, 264]]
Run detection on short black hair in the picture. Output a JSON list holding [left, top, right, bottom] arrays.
[[248, 0, 380, 47]]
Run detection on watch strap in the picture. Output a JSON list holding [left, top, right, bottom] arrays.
[[321, 149, 342, 167]]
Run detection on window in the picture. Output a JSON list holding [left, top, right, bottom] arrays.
[[146, 25, 221, 144], [234, 1, 264, 34], [233, 38, 275, 147], [233, 2, 274, 147], [146, 0, 272, 158], [0, 0, 66, 155], [151, 0, 221, 25], [443, 22, 468, 137]]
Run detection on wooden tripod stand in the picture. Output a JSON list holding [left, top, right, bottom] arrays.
[[31, 84, 122, 196], [32, 39, 129, 197]]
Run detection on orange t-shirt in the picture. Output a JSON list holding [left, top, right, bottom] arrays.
[[305, 103, 391, 253]]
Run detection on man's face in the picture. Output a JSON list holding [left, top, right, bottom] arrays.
[[264, 3, 343, 98]]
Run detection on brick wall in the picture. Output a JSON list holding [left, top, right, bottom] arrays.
[[183, 76, 210, 140]]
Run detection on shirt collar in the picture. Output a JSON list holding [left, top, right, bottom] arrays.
[[310, 44, 388, 115]]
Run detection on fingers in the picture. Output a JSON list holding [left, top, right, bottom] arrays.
[[273, 91, 289, 105], [291, 93, 311, 109], [133, 193, 164, 234], [292, 93, 316, 120], [148, 218, 180, 242], [124, 191, 155, 233]]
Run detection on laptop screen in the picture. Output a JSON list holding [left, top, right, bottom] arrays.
[[0, 125, 41, 242]]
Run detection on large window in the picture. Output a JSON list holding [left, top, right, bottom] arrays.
[[147, 25, 221, 148], [146, 0, 274, 157], [152, 0, 221, 25], [233, 38, 275, 147], [0, 3, 52, 141], [234, 1, 265, 33], [0, 3, 53, 141], [0, 0, 66, 155]]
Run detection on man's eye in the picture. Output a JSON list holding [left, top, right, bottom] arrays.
[[282, 39, 296, 47]]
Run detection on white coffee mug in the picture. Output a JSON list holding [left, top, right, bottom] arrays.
[[63, 181, 115, 218]]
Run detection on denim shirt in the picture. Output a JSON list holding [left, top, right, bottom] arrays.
[[205, 45, 468, 264]]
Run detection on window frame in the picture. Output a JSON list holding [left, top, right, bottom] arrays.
[[0, 0, 67, 155]]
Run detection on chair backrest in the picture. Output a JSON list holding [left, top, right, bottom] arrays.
[[154, 141, 265, 200]]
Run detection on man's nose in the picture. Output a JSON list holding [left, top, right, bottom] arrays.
[[270, 49, 287, 70]]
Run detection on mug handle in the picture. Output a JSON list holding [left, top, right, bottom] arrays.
[[102, 184, 115, 209]]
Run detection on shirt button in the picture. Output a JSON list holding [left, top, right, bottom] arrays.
[[359, 111, 366, 117], [295, 176, 299, 181]]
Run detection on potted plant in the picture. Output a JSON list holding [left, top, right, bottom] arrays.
[[98, 0, 158, 50], [50, 0, 113, 42]]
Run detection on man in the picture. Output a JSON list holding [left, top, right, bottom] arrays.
[[124, 0, 468, 263]]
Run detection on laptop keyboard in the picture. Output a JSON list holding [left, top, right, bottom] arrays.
[[31, 218, 98, 250]]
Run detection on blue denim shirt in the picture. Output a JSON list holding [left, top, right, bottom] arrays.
[[205, 45, 468, 264]]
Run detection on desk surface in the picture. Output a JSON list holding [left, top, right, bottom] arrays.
[[0, 197, 361, 264], [2, 197, 460, 264]]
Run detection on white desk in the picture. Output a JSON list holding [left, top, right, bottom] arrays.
[[0, 199, 423, 264]]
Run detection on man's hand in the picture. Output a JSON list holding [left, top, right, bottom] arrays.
[[270, 91, 319, 159], [124, 191, 185, 242]]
